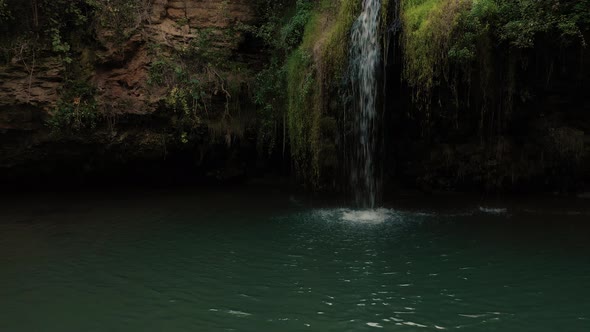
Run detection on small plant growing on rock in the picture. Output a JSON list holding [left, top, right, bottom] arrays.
[[48, 80, 99, 133]]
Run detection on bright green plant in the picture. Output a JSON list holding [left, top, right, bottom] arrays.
[[248, 0, 363, 184], [400, 0, 472, 105]]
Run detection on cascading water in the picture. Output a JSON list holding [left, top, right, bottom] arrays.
[[349, 0, 382, 208]]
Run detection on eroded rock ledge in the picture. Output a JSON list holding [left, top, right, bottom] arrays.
[[0, 0, 266, 185]]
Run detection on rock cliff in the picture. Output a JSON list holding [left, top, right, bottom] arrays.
[[0, 0, 265, 185]]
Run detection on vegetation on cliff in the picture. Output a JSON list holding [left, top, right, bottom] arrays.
[[395, 0, 590, 191], [247, 0, 589, 191], [400, 0, 590, 117], [1, 0, 588, 191], [225, 0, 589, 190], [2, 0, 251, 142], [0, 0, 267, 184], [252, 0, 367, 187], [1, 0, 145, 60], [1, 0, 148, 130]]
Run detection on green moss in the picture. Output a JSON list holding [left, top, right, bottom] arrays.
[[283, 0, 362, 186], [250, 0, 362, 185], [319, 0, 362, 82], [400, 0, 471, 105], [286, 48, 318, 180], [400, 0, 589, 109]]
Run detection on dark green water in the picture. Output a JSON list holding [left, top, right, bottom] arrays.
[[1, 188, 589, 331]]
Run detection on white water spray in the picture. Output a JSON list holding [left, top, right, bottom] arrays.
[[349, 0, 381, 208]]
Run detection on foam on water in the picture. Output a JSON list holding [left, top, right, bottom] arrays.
[[312, 208, 400, 224], [303, 202, 590, 226], [478, 207, 508, 215], [341, 208, 395, 224]]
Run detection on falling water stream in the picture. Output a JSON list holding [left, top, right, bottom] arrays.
[[349, 0, 382, 208]]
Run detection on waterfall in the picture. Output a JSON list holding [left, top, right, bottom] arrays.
[[349, 0, 381, 208]]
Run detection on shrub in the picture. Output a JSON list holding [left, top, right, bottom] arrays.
[[48, 80, 98, 133]]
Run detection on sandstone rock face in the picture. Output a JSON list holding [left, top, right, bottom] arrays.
[[153, 0, 253, 27], [0, 55, 63, 111], [94, 0, 257, 115], [0, 0, 261, 184]]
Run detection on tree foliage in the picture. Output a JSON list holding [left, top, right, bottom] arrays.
[[400, 0, 590, 109], [242, 0, 312, 156]]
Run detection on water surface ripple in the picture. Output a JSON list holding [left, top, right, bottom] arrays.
[[0, 190, 589, 331]]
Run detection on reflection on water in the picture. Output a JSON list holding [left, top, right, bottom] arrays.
[[0, 188, 589, 332]]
